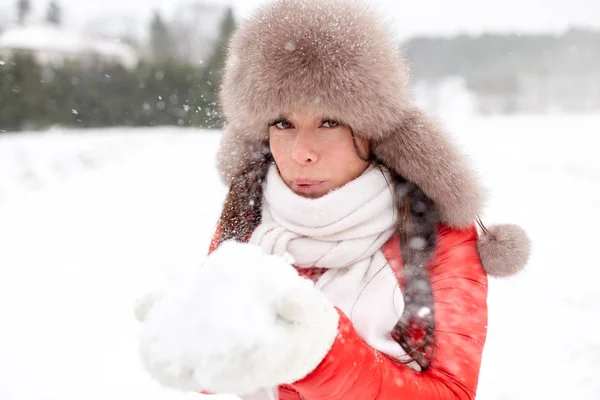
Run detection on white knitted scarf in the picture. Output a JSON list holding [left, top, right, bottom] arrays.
[[249, 163, 414, 367]]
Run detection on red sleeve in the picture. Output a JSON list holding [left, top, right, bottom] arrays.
[[291, 225, 488, 400], [207, 223, 222, 254]]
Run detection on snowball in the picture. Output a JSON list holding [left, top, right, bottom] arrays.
[[140, 240, 306, 387]]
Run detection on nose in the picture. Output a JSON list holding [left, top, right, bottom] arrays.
[[291, 128, 319, 166]]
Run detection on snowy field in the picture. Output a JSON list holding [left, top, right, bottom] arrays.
[[0, 115, 599, 399]]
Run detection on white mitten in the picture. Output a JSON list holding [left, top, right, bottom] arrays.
[[136, 240, 339, 395]]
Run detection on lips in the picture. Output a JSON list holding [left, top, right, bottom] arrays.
[[291, 179, 325, 196], [293, 179, 323, 186]]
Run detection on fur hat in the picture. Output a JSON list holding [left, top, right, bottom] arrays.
[[217, 0, 529, 278]]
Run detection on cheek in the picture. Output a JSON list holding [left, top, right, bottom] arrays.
[[269, 135, 284, 159], [269, 135, 292, 170], [324, 135, 369, 184]]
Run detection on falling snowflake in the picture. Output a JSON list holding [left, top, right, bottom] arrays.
[[417, 307, 431, 318], [409, 237, 427, 250]]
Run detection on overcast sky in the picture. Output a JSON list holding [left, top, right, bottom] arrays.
[[1, 0, 600, 39]]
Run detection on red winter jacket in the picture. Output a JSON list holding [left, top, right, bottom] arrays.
[[208, 224, 488, 400]]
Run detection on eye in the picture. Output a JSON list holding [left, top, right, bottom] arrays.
[[270, 119, 293, 130], [321, 119, 339, 128]]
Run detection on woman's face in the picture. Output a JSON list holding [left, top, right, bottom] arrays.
[[268, 110, 370, 198]]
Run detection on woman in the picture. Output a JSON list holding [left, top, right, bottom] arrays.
[[136, 0, 530, 399]]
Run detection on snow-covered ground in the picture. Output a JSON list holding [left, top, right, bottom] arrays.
[[0, 115, 598, 399]]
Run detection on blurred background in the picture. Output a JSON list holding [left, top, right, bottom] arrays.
[[2, 0, 600, 130], [0, 1, 599, 399]]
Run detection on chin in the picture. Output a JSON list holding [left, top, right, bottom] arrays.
[[303, 192, 326, 199], [293, 186, 330, 199]]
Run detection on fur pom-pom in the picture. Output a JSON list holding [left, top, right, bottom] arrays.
[[477, 223, 531, 277]]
